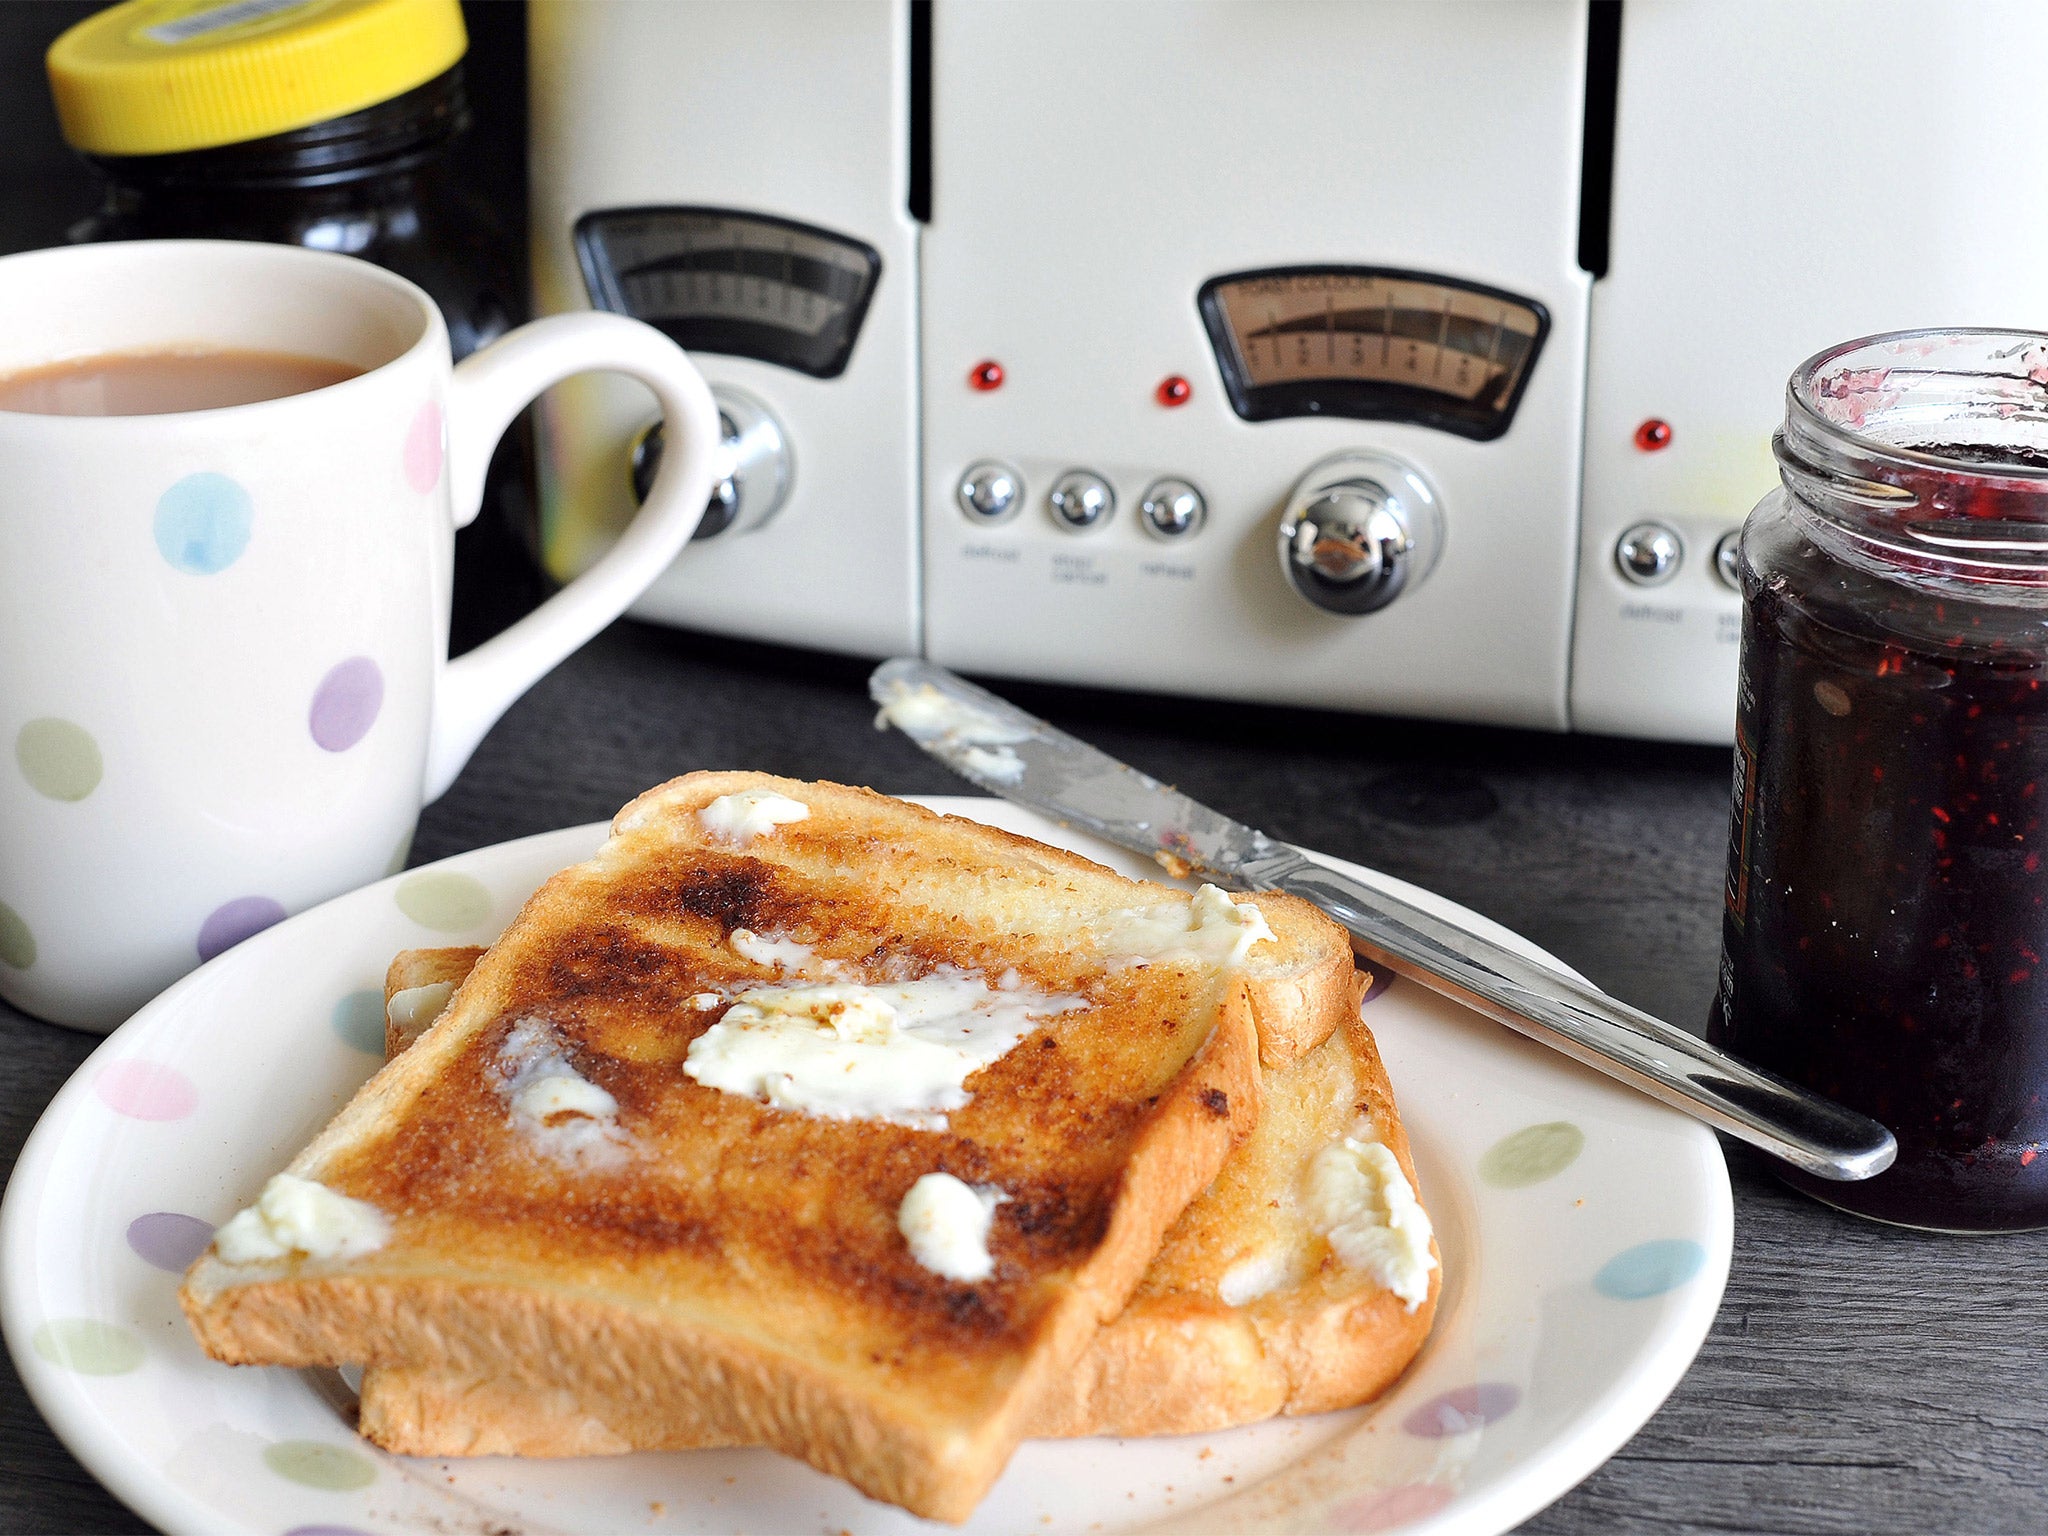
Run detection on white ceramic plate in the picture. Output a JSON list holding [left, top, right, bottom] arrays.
[[3, 797, 1731, 1536]]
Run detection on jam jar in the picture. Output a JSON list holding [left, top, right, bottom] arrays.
[[1715, 329, 2048, 1231]]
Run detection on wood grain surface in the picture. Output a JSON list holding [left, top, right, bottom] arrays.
[[5, 619, 2045, 1535]]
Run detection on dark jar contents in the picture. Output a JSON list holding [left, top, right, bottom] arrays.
[[69, 66, 516, 361], [1714, 329, 2048, 1230]]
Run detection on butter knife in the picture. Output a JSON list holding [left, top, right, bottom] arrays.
[[869, 657, 1896, 1182]]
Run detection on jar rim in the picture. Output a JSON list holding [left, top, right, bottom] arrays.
[[1788, 326, 2048, 482], [1778, 328, 2048, 583]]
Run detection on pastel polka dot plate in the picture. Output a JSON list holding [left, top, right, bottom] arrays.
[[0, 798, 1732, 1536]]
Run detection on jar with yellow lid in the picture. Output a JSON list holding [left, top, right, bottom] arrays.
[[47, 0, 517, 360]]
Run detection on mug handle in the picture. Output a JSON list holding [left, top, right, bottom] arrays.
[[424, 312, 720, 801]]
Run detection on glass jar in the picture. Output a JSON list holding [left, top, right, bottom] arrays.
[[1714, 329, 2048, 1231], [66, 66, 517, 364]]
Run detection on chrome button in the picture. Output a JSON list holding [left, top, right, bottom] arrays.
[[1139, 478, 1206, 539], [1617, 522, 1683, 585], [957, 461, 1023, 523], [1048, 469, 1114, 531]]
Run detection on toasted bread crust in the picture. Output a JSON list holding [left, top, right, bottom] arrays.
[[1237, 898, 1363, 1069], [181, 774, 1298, 1521], [361, 1364, 664, 1457], [383, 947, 485, 1056]]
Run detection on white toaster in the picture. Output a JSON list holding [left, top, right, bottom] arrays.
[[527, 0, 2048, 743]]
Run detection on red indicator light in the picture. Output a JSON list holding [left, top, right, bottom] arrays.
[[969, 360, 1004, 391], [1157, 374, 1192, 407], [1634, 417, 1674, 452]]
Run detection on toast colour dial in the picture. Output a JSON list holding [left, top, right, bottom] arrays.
[[1199, 266, 1548, 439], [576, 206, 882, 379]]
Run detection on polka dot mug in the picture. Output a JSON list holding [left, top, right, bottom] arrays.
[[0, 240, 721, 1029]]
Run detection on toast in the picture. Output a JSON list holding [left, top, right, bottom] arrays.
[[363, 945, 1438, 1446], [1034, 994, 1439, 1436], [180, 773, 1355, 1520]]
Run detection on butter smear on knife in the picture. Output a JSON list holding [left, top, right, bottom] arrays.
[[874, 679, 1031, 784]]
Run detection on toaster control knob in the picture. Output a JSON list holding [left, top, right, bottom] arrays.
[[1278, 452, 1443, 615], [631, 386, 791, 539], [957, 461, 1023, 523], [1616, 522, 1683, 585], [1140, 478, 1206, 539], [1048, 470, 1114, 531]]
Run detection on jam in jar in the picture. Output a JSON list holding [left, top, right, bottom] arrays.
[[1715, 329, 2048, 1231]]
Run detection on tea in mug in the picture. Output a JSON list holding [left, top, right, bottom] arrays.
[[0, 347, 361, 416]]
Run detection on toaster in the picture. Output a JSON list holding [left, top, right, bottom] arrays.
[[527, 0, 2048, 743]]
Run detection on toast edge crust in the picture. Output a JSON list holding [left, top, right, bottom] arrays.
[[1241, 892, 1359, 1068]]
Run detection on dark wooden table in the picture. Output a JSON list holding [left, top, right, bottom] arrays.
[[4, 621, 2043, 1535]]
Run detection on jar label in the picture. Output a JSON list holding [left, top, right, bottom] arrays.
[[142, 0, 321, 46], [1725, 719, 1758, 931]]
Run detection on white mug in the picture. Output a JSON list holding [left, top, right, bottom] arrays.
[[0, 240, 719, 1030]]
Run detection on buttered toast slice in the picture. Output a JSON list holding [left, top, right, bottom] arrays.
[[363, 945, 1437, 1447], [1031, 996, 1439, 1435], [180, 774, 1353, 1521]]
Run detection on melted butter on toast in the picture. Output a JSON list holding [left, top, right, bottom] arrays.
[[727, 927, 829, 973], [698, 789, 810, 844], [1136, 1010, 1372, 1303], [214, 1173, 390, 1265], [1303, 1122, 1436, 1310], [684, 971, 1088, 1129], [1101, 883, 1277, 968], [386, 981, 455, 1037], [898, 1172, 1008, 1281], [496, 1017, 630, 1169]]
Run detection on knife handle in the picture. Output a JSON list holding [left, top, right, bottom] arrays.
[[1247, 851, 1897, 1181]]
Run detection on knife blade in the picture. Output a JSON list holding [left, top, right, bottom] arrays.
[[869, 657, 1897, 1183]]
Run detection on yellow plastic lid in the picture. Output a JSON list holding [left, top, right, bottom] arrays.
[[48, 0, 467, 158]]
